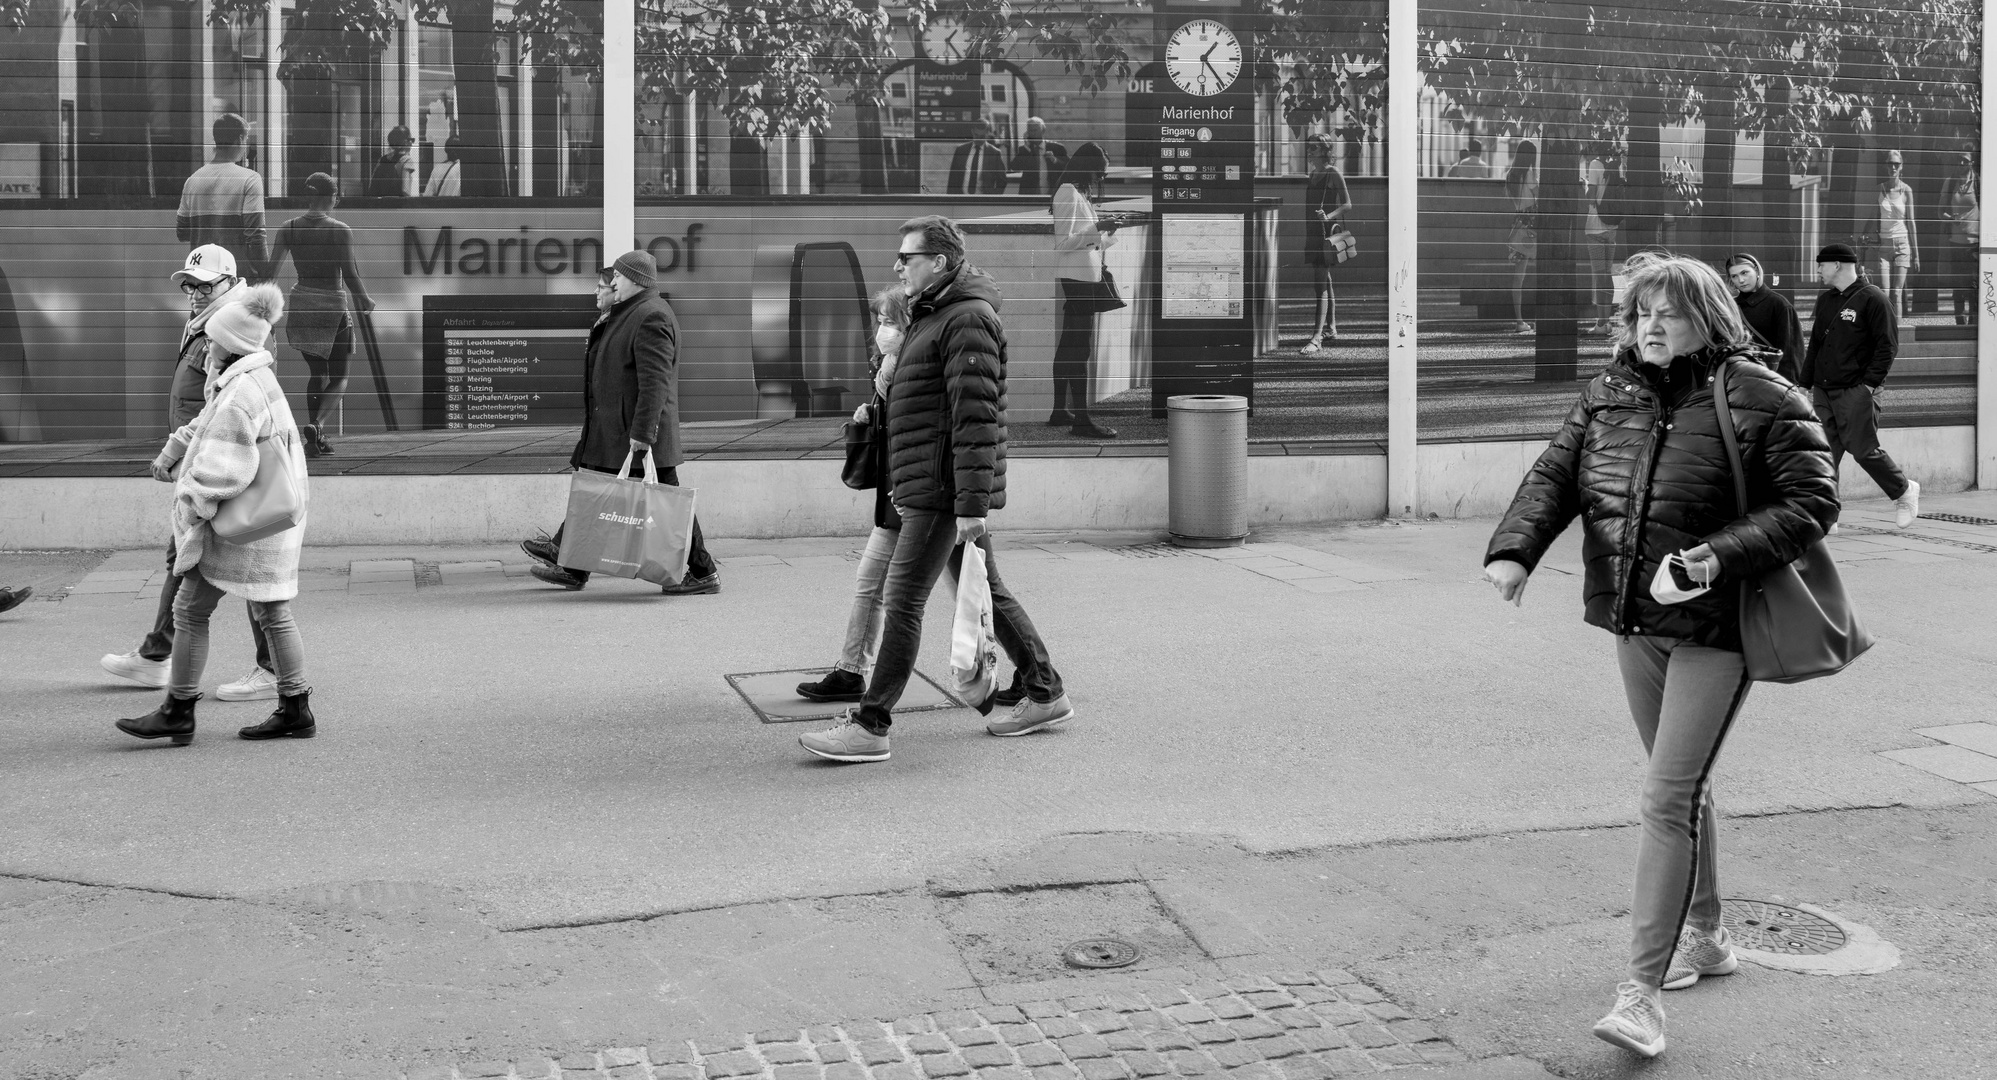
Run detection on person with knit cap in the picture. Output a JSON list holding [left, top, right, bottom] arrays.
[[117, 284, 319, 746], [1725, 253, 1802, 383]]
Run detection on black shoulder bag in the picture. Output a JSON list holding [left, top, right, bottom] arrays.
[[1711, 361, 1873, 682]]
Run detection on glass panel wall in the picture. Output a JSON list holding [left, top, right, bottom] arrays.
[[1417, 0, 1981, 441]]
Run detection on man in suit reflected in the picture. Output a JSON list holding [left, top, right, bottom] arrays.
[[947, 119, 1010, 195], [1009, 116, 1069, 197]]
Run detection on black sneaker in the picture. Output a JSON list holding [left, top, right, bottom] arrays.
[[530, 564, 586, 591], [661, 572, 720, 596], [520, 535, 561, 567], [797, 668, 866, 702]]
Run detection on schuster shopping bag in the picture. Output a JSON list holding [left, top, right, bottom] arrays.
[[556, 451, 697, 586]]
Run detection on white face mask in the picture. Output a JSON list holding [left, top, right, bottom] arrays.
[[875, 323, 904, 356], [1649, 552, 1714, 605]]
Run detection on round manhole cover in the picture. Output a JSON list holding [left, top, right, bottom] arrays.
[[1063, 938, 1140, 969], [1721, 899, 1849, 955]]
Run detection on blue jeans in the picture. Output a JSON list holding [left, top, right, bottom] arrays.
[[170, 567, 308, 700], [834, 526, 899, 676], [855, 508, 1062, 734], [141, 537, 270, 671]]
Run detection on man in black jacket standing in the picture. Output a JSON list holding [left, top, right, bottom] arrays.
[[522, 251, 720, 593], [1726, 253, 1802, 383], [1801, 243, 1919, 529], [799, 216, 1072, 763]]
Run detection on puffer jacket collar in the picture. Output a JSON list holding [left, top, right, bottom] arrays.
[[910, 264, 1003, 323], [1608, 344, 1735, 403]]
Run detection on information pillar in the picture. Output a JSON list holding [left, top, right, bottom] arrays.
[[1146, 3, 1256, 418]]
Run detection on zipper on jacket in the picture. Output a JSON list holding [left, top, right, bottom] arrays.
[[1612, 392, 1669, 635]]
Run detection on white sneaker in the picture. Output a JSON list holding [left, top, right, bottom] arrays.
[[1894, 480, 1920, 529], [1827, 522, 1841, 536], [100, 650, 168, 688], [217, 666, 281, 701], [1662, 925, 1739, 990], [1591, 980, 1666, 1058]]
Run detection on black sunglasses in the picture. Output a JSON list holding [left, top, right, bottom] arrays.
[[895, 250, 939, 267]]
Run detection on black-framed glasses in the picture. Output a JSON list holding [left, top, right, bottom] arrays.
[[895, 251, 938, 267], [179, 280, 221, 296]]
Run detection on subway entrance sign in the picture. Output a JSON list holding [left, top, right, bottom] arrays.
[[421, 295, 599, 430]]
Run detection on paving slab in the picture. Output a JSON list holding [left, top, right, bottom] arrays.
[[1912, 722, 1997, 757], [1879, 744, 1997, 784]]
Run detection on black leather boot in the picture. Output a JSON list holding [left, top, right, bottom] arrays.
[[240, 690, 316, 740], [116, 693, 200, 745]]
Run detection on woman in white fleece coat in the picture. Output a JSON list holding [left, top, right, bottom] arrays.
[[117, 284, 317, 745]]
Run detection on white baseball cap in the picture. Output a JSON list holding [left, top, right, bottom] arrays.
[[171, 244, 238, 286]]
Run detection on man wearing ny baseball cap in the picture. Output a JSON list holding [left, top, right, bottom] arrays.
[[1802, 242, 1918, 530], [98, 243, 275, 697]]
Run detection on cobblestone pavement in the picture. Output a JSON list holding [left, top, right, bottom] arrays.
[[396, 970, 1469, 1080]]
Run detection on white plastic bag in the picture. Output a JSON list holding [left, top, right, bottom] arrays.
[[949, 541, 999, 705]]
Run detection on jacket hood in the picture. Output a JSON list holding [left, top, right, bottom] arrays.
[[913, 264, 1003, 317]]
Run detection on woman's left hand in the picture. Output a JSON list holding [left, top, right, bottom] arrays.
[[1679, 543, 1721, 584]]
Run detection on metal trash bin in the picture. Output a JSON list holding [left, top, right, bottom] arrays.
[[1167, 394, 1249, 547]]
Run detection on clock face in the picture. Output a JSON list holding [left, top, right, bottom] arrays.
[[919, 15, 970, 65], [1166, 19, 1242, 97]]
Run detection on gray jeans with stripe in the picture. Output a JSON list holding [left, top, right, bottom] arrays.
[[1615, 634, 1753, 988]]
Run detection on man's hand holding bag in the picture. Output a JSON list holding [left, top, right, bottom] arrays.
[[556, 450, 698, 586]]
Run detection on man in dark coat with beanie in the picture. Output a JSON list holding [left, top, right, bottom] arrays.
[[1726, 252, 1802, 383], [799, 215, 1073, 764], [521, 250, 720, 593], [1802, 243, 1919, 529]]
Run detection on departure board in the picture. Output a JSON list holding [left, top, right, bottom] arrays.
[[421, 295, 598, 430]]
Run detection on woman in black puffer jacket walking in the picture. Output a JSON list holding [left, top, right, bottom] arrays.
[[1483, 252, 1837, 1059]]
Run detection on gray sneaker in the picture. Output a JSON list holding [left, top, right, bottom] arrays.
[[985, 693, 1075, 737], [1591, 980, 1666, 1058], [1662, 925, 1739, 990], [799, 714, 890, 763]]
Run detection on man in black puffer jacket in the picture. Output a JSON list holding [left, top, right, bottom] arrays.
[[800, 216, 1073, 764]]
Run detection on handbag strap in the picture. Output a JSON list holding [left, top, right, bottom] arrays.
[[1710, 358, 1750, 519]]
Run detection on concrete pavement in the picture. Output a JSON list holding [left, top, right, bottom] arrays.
[[3, 492, 1995, 1079]]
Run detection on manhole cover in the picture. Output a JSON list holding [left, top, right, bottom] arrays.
[[1721, 899, 1849, 955], [1063, 938, 1141, 969]]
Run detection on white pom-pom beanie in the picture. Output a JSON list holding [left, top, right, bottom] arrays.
[[206, 283, 285, 355]]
